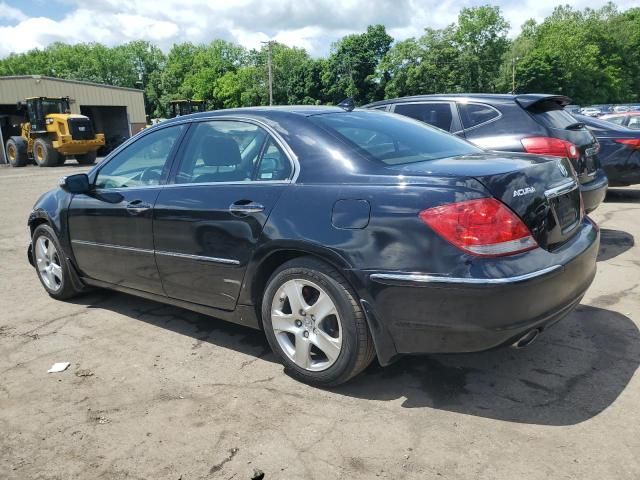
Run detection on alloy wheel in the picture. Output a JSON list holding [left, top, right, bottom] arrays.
[[270, 279, 342, 371], [35, 236, 63, 292]]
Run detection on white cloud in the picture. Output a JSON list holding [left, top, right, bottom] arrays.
[[0, 0, 638, 58], [0, 1, 26, 23]]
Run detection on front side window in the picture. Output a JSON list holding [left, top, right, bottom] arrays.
[[95, 124, 185, 189], [310, 111, 481, 166], [606, 115, 625, 125], [459, 103, 500, 129], [175, 121, 272, 184], [394, 103, 454, 131]]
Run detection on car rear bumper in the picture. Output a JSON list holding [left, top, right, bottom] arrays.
[[580, 168, 608, 213], [355, 217, 599, 362]]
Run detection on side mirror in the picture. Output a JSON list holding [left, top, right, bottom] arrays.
[[59, 173, 90, 194]]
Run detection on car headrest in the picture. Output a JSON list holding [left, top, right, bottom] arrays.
[[199, 135, 242, 167]]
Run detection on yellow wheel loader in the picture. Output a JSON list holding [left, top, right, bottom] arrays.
[[5, 97, 105, 167]]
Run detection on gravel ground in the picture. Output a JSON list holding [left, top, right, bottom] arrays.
[[1, 163, 639, 480]]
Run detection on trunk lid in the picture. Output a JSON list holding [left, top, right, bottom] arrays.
[[390, 152, 582, 250]]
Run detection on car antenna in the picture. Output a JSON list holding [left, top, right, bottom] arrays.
[[337, 97, 355, 112]]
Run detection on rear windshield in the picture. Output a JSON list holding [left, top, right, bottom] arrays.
[[309, 111, 481, 165], [530, 105, 579, 129]]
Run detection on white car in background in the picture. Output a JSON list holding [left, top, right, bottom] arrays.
[[580, 107, 602, 117]]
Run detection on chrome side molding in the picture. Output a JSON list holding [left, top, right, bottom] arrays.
[[370, 265, 563, 286], [71, 240, 240, 265]]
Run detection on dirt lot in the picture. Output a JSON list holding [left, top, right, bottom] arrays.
[[0, 163, 639, 480]]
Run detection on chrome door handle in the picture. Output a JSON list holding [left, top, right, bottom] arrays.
[[126, 201, 151, 215], [229, 202, 265, 214]]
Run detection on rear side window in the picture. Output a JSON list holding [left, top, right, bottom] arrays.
[[459, 103, 500, 129], [393, 103, 454, 131], [309, 111, 481, 166], [628, 117, 640, 129]]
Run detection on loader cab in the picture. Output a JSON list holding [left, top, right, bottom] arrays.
[[22, 97, 71, 132], [168, 100, 206, 118]]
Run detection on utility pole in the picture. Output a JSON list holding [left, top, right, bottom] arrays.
[[262, 40, 274, 106], [511, 56, 520, 94]]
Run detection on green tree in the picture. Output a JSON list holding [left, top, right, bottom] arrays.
[[322, 24, 393, 104]]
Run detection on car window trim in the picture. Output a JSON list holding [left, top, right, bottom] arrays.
[[389, 101, 462, 133], [166, 116, 299, 186], [91, 122, 191, 191], [455, 102, 502, 133]]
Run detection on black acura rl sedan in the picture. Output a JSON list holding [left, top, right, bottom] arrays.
[[27, 106, 599, 386]]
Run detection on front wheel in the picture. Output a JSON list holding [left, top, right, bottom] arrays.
[[32, 224, 82, 300], [261, 257, 376, 386], [33, 138, 60, 167]]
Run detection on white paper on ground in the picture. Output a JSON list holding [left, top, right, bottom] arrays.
[[47, 362, 71, 373]]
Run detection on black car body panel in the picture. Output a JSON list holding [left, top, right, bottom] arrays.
[[364, 94, 608, 213], [574, 113, 640, 186], [28, 107, 599, 366]]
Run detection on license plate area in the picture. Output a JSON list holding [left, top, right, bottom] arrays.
[[550, 190, 580, 233]]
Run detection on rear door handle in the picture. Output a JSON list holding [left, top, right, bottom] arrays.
[[228, 201, 265, 214], [126, 200, 152, 215]]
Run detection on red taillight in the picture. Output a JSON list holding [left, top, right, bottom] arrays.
[[521, 136, 579, 160], [419, 198, 538, 257], [615, 138, 640, 149]]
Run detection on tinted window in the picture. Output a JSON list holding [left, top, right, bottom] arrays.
[[394, 103, 454, 131], [95, 125, 185, 189], [459, 103, 500, 129], [255, 138, 292, 181], [310, 111, 481, 165], [530, 107, 579, 129]]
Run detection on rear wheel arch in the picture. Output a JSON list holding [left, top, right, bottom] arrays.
[[246, 247, 357, 327]]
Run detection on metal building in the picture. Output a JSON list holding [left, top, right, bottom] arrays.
[[0, 75, 146, 163]]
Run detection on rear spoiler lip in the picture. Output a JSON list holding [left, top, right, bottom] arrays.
[[515, 94, 573, 110]]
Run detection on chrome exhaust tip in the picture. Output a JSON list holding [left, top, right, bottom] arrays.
[[512, 329, 540, 349]]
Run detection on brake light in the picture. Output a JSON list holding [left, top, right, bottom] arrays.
[[419, 198, 538, 257], [615, 138, 640, 149], [521, 137, 579, 160]]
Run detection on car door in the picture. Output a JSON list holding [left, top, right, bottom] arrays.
[[153, 119, 293, 310], [391, 102, 461, 133], [68, 123, 187, 294]]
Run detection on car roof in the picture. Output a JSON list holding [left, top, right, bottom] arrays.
[[365, 93, 572, 109], [162, 105, 347, 124]]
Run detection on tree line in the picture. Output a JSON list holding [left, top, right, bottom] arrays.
[[0, 3, 638, 118]]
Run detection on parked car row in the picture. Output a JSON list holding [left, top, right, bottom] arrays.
[[27, 96, 602, 386], [365, 93, 609, 212]]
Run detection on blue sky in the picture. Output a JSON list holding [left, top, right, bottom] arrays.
[[1, 0, 637, 58]]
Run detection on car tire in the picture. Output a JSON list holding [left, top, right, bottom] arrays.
[[261, 257, 376, 386], [6, 137, 28, 167], [33, 138, 60, 167], [76, 151, 97, 165], [32, 224, 82, 300]]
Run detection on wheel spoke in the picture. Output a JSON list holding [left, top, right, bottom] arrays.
[[311, 330, 341, 363], [36, 237, 47, 260], [309, 291, 336, 321], [293, 335, 312, 369], [284, 280, 307, 313], [50, 263, 63, 283], [271, 311, 297, 334]]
